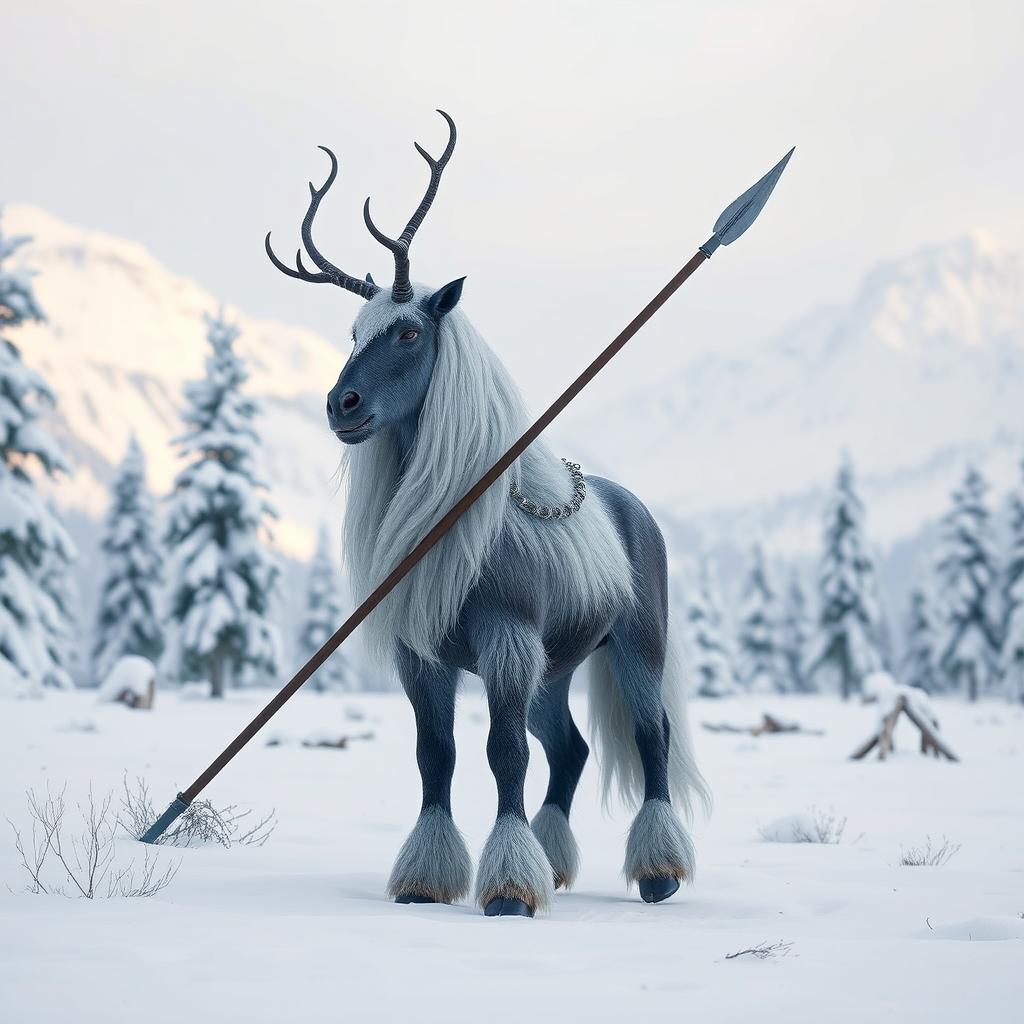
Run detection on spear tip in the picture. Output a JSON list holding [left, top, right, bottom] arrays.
[[701, 146, 796, 257]]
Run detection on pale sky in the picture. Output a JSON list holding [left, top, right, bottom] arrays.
[[1, 0, 1021, 420]]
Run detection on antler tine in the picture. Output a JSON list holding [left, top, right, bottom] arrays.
[[399, 109, 457, 247], [362, 110, 458, 303], [264, 233, 335, 284], [362, 198, 406, 258], [265, 146, 379, 300]]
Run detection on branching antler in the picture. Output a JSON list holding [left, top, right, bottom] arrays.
[[265, 146, 379, 300], [267, 111, 458, 305], [362, 109, 457, 302]]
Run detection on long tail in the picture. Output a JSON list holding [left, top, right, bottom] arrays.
[[586, 610, 712, 821]]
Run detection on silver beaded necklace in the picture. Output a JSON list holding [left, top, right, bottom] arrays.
[[509, 458, 587, 520]]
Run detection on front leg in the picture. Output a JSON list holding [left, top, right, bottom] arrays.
[[388, 648, 471, 905], [472, 616, 555, 917]]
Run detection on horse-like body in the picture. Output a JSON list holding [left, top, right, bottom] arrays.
[[266, 112, 708, 917], [333, 288, 709, 916]]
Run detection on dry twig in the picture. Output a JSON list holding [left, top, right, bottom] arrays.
[[725, 940, 794, 961]]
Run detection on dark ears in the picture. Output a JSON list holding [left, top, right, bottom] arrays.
[[425, 277, 466, 320]]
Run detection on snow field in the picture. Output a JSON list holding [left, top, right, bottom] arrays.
[[1, 691, 1021, 1022]]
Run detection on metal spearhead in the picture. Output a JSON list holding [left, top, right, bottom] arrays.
[[700, 147, 795, 257]]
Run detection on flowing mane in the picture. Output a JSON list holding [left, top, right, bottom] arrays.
[[341, 294, 633, 665], [271, 114, 708, 918]]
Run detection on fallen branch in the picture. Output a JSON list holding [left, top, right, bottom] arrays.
[[266, 730, 375, 750], [851, 696, 958, 762], [703, 714, 823, 737]]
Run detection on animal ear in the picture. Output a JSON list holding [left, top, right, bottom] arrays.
[[365, 272, 376, 285], [425, 277, 466, 320]]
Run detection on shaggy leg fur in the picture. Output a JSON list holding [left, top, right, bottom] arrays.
[[391, 650, 468, 904], [475, 813, 555, 913], [527, 672, 588, 889], [387, 805, 472, 904], [624, 798, 695, 894], [470, 614, 553, 915], [531, 804, 580, 890]]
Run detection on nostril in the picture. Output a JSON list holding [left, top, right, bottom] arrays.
[[341, 390, 361, 413]]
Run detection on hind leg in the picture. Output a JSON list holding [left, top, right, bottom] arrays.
[[527, 672, 588, 889], [388, 648, 471, 905], [608, 615, 695, 904], [471, 615, 554, 917]]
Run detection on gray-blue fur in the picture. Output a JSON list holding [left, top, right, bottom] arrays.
[[530, 804, 580, 889], [475, 813, 555, 912], [328, 279, 709, 915], [624, 799, 696, 883], [387, 805, 472, 903]]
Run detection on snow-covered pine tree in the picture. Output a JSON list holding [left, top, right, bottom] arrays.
[[165, 309, 280, 698], [811, 456, 884, 700], [900, 586, 942, 694], [0, 212, 77, 695], [93, 436, 164, 684], [736, 543, 782, 692], [298, 523, 353, 692], [779, 569, 814, 693], [685, 556, 736, 698], [41, 536, 80, 686], [999, 461, 1024, 703], [935, 465, 1000, 701]]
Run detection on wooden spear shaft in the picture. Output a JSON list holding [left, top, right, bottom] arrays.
[[141, 148, 794, 843]]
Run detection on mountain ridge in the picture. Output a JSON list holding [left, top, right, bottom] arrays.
[[5, 203, 346, 562], [5, 204, 1021, 566], [574, 230, 1023, 552]]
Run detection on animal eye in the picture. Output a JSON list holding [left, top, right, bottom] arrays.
[[398, 328, 419, 342]]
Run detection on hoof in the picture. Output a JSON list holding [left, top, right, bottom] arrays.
[[395, 893, 438, 905], [483, 897, 535, 918], [639, 876, 680, 904]]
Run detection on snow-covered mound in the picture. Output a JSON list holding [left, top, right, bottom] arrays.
[[96, 655, 156, 705], [758, 813, 820, 844], [922, 916, 1024, 942], [862, 670, 938, 727]]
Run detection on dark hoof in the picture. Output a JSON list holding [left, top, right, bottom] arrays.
[[395, 893, 438, 905], [484, 897, 535, 918], [639, 876, 680, 904]]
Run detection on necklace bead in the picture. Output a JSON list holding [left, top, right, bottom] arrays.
[[510, 458, 586, 521]]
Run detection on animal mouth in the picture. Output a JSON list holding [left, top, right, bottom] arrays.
[[334, 415, 374, 438]]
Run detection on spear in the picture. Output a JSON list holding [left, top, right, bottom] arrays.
[[140, 146, 795, 844]]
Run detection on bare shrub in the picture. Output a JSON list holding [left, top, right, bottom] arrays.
[[119, 776, 276, 848], [898, 836, 960, 867], [7, 784, 178, 898], [797, 807, 847, 845], [725, 940, 794, 961]]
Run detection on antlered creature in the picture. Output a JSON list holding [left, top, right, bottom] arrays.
[[267, 112, 709, 917]]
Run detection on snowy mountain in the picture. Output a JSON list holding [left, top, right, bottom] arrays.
[[3, 204, 344, 563], [574, 232, 1024, 553], [6, 204, 1022, 569]]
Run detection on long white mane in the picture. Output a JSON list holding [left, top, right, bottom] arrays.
[[341, 291, 633, 666]]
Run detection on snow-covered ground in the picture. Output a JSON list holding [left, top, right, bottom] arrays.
[[1, 690, 1021, 1022]]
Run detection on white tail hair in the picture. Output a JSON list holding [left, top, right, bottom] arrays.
[[586, 609, 711, 821]]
